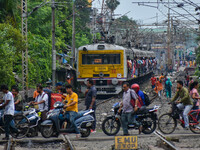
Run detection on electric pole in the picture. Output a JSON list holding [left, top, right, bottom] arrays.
[[21, 0, 28, 100], [71, 0, 76, 67], [167, 0, 171, 71], [52, 0, 56, 90]]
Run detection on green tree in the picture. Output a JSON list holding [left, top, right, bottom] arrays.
[[0, 23, 24, 87]]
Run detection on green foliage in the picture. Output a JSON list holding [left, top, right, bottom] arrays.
[[28, 33, 52, 86], [0, 23, 24, 88], [0, 0, 93, 89], [106, 0, 120, 11]]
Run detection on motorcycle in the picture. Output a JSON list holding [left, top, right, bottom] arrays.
[[102, 102, 159, 136], [40, 101, 94, 138], [0, 110, 29, 139], [21, 105, 41, 137]]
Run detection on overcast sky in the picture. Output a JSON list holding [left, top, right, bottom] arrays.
[[93, 0, 200, 25]]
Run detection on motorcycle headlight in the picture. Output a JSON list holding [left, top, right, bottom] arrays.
[[110, 108, 114, 112]]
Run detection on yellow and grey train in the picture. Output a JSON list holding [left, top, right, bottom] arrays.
[[77, 43, 155, 95]]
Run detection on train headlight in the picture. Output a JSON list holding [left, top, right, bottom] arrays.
[[112, 78, 118, 85], [99, 72, 104, 77], [117, 73, 122, 78]]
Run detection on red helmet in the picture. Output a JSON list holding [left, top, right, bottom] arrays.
[[131, 84, 140, 93]]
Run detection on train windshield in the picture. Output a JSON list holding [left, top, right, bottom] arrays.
[[82, 54, 121, 64]]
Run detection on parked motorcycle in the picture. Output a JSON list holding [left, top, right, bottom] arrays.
[[40, 101, 94, 138], [102, 102, 159, 136], [22, 105, 41, 137], [0, 110, 29, 139]]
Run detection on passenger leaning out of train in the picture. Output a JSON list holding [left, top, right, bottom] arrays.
[[171, 81, 193, 130], [131, 84, 145, 106]]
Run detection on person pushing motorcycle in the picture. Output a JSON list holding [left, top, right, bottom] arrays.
[[0, 85, 15, 140], [171, 80, 193, 129], [118, 82, 142, 135]]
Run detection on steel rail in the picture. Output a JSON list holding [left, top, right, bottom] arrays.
[[154, 130, 178, 150]]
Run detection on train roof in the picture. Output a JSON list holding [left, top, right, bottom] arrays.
[[78, 43, 155, 57], [78, 43, 125, 51], [126, 48, 156, 58]]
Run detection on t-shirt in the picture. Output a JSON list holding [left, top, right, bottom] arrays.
[[151, 77, 156, 85], [3, 91, 15, 116], [137, 90, 145, 105], [64, 92, 78, 112], [14, 94, 22, 111], [190, 88, 199, 106], [33, 90, 39, 98], [159, 75, 164, 81], [35, 92, 48, 112], [85, 86, 97, 108], [14, 94, 22, 103], [122, 89, 138, 113]]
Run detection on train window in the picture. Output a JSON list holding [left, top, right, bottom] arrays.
[[82, 54, 120, 64]]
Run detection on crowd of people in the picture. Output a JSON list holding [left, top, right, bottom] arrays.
[[127, 57, 157, 78], [0, 71, 200, 139], [150, 72, 200, 130], [150, 73, 173, 100], [0, 79, 97, 140]]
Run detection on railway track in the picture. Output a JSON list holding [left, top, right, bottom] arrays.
[[154, 130, 178, 150]]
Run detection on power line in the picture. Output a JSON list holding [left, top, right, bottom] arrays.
[[173, 0, 199, 21]]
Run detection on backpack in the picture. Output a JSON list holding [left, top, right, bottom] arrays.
[[130, 90, 143, 108], [143, 91, 150, 106], [50, 93, 62, 110]]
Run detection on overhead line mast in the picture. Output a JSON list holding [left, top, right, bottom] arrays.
[[21, 0, 28, 100]]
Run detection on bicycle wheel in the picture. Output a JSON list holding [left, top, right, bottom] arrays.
[[158, 113, 177, 134], [10, 114, 30, 139], [189, 111, 200, 134]]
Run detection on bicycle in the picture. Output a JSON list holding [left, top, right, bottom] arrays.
[[0, 110, 29, 139], [158, 102, 200, 134]]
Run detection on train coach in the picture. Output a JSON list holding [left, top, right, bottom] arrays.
[[76, 42, 156, 96]]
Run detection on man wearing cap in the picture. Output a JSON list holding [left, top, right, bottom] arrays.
[[56, 82, 63, 94]]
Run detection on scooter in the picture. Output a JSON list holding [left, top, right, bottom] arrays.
[[40, 101, 94, 138]]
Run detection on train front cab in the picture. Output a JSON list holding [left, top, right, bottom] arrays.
[[77, 44, 127, 95]]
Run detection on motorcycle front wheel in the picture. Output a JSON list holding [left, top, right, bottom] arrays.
[[102, 117, 121, 136], [141, 115, 157, 134], [41, 125, 54, 138]]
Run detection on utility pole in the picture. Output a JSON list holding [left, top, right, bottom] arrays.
[[52, 0, 56, 90], [71, 0, 76, 67], [167, 0, 171, 71], [171, 17, 174, 68], [21, 0, 28, 100]]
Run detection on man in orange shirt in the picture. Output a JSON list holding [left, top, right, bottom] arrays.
[[63, 84, 79, 138], [155, 77, 163, 98], [33, 84, 40, 100]]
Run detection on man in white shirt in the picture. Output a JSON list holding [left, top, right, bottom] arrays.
[[0, 85, 15, 140], [30, 85, 48, 121]]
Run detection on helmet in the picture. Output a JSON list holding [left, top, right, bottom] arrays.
[[131, 84, 140, 93]]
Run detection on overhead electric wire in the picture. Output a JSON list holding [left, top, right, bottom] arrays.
[[161, 2, 197, 24], [173, 0, 199, 21], [185, 0, 199, 8]]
